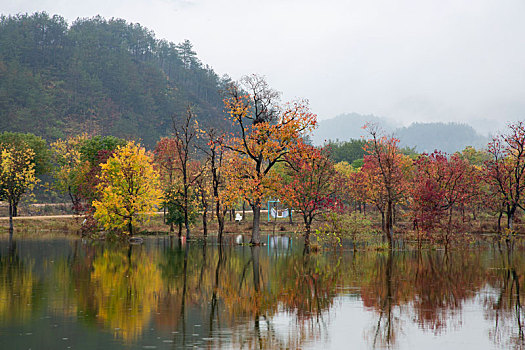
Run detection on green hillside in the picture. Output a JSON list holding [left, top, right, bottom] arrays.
[[0, 12, 230, 147]]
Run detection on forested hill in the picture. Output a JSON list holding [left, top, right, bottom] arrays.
[[315, 113, 489, 153], [311, 113, 398, 145], [396, 122, 488, 154], [0, 12, 231, 147]]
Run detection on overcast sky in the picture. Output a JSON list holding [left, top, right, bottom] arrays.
[[4, 0, 525, 127]]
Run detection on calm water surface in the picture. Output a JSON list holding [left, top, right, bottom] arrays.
[[0, 236, 523, 349]]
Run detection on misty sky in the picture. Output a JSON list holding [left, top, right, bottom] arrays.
[[4, 0, 525, 127]]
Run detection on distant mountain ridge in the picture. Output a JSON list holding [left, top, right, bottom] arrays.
[[314, 114, 489, 153], [311, 113, 399, 145], [396, 122, 488, 154]]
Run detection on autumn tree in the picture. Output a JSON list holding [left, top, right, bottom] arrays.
[[334, 161, 367, 214], [224, 75, 317, 245], [77, 136, 127, 212], [170, 106, 205, 239], [93, 141, 162, 236], [362, 124, 412, 247], [193, 162, 211, 237], [198, 129, 230, 241], [50, 134, 88, 213], [485, 121, 525, 231], [162, 184, 199, 237], [154, 137, 179, 187], [49, 135, 126, 216], [411, 151, 479, 248], [154, 137, 180, 232], [280, 142, 338, 245], [0, 145, 38, 239], [0, 132, 51, 176], [0, 132, 50, 216]]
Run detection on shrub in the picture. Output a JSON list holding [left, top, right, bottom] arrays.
[[313, 212, 378, 249]]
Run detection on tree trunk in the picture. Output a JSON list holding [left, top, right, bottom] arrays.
[[380, 210, 385, 233], [508, 207, 516, 230], [304, 217, 311, 247], [184, 183, 191, 239], [202, 208, 208, 237], [393, 204, 396, 225], [251, 201, 261, 245], [128, 219, 133, 236], [216, 199, 225, 242], [385, 201, 393, 248], [184, 211, 191, 239], [8, 202, 14, 241]]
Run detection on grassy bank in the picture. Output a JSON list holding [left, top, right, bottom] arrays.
[[0, 212, 303, 239]]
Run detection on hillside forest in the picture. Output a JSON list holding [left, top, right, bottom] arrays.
[[0, 12, 230, 147]]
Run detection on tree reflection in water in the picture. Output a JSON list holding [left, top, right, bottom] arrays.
[[0, 241, 39, 325], [361, 250, 487, 348], [2, 238, 525, 349], [484, 248, 525, 349]]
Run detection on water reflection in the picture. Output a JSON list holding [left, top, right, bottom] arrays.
[[484, 249, 525, 349], [0, 238, 524, 349], [0, 242, 40, 325]]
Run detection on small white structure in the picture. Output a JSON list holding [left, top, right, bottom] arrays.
[[235, 213, 243, 223], [235, 234, 243, 244]]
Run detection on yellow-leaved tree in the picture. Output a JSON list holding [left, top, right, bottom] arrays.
[[0, 145, 38, 239], [50, 134, 88, 213], [93, 141, 162, 236]]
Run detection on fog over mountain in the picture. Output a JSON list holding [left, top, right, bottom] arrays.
[[4, 1, 525, 128], [313, 114, 490, 154], [311, 113, 399, 145]]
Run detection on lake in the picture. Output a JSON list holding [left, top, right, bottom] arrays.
[[0, 236, 522, 349]]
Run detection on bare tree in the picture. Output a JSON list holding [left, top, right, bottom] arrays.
[[172, 106, 204, 239]]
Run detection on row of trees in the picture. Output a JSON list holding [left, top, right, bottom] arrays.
[[0, 75, 318, 242], [335, 121, 525, 249], [2, 74, 525, 249]]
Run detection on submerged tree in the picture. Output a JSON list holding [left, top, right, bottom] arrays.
[[485, 121, 525, 231], [362, 124, 412, 248], [224, 75, 317, 245], [411, 151, 479, 248], [171, 107, 204, 239], [281, 141, 338, 246]]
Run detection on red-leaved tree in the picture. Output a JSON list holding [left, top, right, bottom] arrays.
[[362, 124, 412, 248], [485, 121, 525, 231], [412, 151, 479, 248], [280, 141, 339, 245]]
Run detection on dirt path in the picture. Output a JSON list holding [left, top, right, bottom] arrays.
[[0, 214, 82, 220], [0, 212, 167, 220]]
